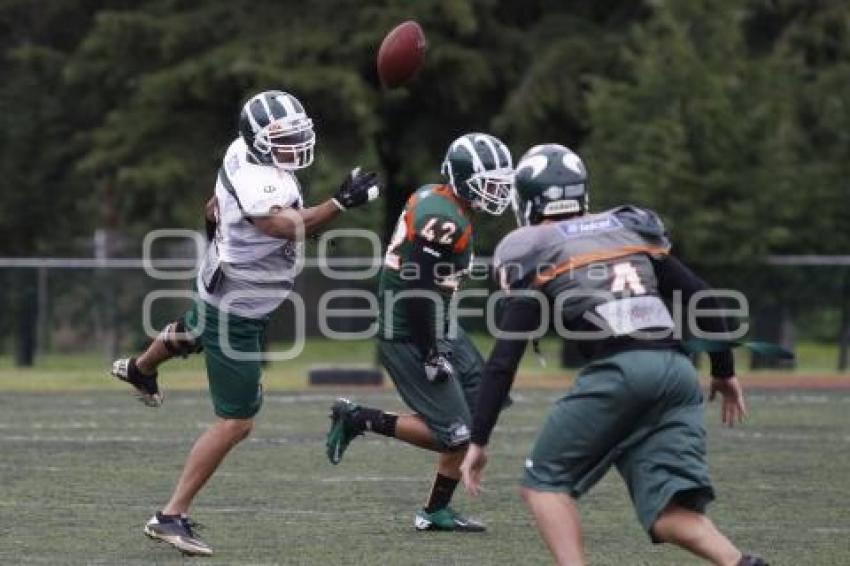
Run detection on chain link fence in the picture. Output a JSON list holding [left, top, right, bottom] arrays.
[[0, 249, 847, 371]]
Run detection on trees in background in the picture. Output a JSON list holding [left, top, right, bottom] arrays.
[[0, 0, 848, 363]]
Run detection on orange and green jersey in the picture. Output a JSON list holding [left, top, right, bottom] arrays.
[[377, 184, 474, 340]]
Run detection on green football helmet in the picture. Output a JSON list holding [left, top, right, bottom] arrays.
[[441, 133, 514, 215], [514, 143, 588, 225]]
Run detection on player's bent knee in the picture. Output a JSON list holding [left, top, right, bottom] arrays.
[[518, 486, 560, 505], [650, 503, 708, 544], [441, 440, 469, 453], [220, 417, 254, 441], [159, 320, 203, 358], [519, 486, 536, 504], [437, 421, 471, 451]]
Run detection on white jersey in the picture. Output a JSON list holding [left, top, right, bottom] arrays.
[[197, 137, 303, 319]]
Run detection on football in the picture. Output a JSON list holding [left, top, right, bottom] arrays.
[[377, 20, 427, 88]]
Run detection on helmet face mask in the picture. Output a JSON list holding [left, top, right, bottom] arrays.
[[441, 133, 514, 216], [239, 91, 316, 171], [465, 168, 514, 215], [255, 117, 315, 169]]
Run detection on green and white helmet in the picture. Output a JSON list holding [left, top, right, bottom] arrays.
[[514, 143, 587, 225], [441, 133, 514, 215], [238, 90, 315, 170]]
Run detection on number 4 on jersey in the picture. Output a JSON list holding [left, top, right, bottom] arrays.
[[611, 261, 646, 294]]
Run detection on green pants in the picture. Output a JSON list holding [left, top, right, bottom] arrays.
[[522, 349, 714, 538], [183, 298, 268, 419], [377, 328, 484, 449]]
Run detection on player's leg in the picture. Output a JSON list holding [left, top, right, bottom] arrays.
[[519, 354, 655, 564], [327, 339, 465, 461], [614, 350, 767, 565], [423, 449, 464, 512], [415, 329, 494, 531], [651, 502, 741, 565], [149, 417, 254, 556], [160, 416, 254, 515], [111, 317, 202, 407], [326, 338, 484, 531], [412, 444, 485, 532], [395, 413, 443, 450], [653, 506, 768, 564], [520, 487, 585, 566], [145, 303, 265, 556]]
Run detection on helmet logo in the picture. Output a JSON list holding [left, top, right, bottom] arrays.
[[563, 152, 584, 175], [517, 154, 548, 179]]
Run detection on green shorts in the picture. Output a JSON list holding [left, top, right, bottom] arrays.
[[183, 298, 268, 420], [521, 349, 714, 538], [378, 327, 484, 449]]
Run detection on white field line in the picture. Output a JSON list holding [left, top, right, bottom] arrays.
[[0, 434, 391, 446], [4, 431, 845, 445], [748, 394, 850, 405], [0, 421, 101, 430], [718, 429, 850, 443], [0, 499, 392, 517], [317, 474, 519, 483], [0, 421, 301, 432], [0, 463, 63, 472]]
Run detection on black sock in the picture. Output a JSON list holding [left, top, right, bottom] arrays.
[[352, 407, 397, 437], [129, 357, 157, 379], [425, 473, 459, 513]]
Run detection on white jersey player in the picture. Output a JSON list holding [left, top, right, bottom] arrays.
[[110, 90, 382, 556]]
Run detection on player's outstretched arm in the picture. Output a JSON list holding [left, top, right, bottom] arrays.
[[254, 168, 381, 240]]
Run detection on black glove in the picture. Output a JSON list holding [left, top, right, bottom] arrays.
[[332, 167, 382, 210], [424, 349, 454, 383]]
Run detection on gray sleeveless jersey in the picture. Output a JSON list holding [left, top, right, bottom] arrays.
[[493, 206, 675, 337]]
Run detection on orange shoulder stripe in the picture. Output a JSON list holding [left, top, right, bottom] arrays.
[[454, 223, 473, 253], [404, 193, 419, 241], [533, 245, 669, 286]]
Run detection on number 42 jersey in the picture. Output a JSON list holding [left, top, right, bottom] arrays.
[[377, 184, 474, 341]]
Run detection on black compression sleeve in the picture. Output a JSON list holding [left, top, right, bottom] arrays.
[[653, 254, 735, 378], [471, 298, 542, 445], [405, 236, 453, 355]]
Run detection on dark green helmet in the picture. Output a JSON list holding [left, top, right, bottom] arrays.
[[441, 133, 514, 215], [514, 144, 587, 225]]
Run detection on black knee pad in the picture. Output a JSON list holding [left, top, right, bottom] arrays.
[[160, 320, 203, 358]]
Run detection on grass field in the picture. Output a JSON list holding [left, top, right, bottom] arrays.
[[0, 337, 846, 392], [2, 380, 849, 564]]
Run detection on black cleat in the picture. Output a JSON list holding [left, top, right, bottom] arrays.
[[111, 357, 162, 407], [144, 512, 212, 556]]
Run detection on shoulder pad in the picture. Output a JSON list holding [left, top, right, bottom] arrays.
[[411, 186, 468, 239], [612, 205, 667, 238], [493, 226, 546, 290], [229, 165, 301, 217]]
